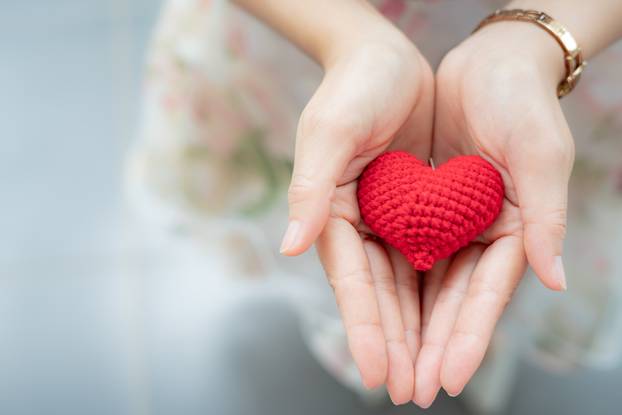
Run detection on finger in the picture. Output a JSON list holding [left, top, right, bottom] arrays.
[[420, 259, 449, 340], [440, 236, 526, 397], [413, 245, 483, 408], [364, 241, 414, 405], [387, 247, 421, 362], [508, 103, 574, 291], [316, 217, 387, 389], [280, 98, 358, 257]]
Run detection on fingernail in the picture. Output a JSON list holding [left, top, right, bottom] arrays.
[[279, 220, 301, 254], [413, 386, 440, 408], [552, 256, 567, 291], [413, 399, 433, 409], [447, 389, 462, 398], [361, 378, 377, 390]]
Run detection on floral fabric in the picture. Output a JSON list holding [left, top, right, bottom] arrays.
[[130, 0, 622, 393]]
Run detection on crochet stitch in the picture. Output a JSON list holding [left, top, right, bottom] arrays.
[[357, 151, 504, 271]]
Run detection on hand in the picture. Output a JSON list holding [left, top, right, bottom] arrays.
[[412, 23, 575, 407], [280, 29, 435, 402]]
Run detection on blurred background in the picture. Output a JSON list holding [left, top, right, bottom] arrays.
[[2, 1, 622, 414]]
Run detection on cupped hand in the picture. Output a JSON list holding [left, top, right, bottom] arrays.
[[413, 23, 575, 406], [280, 29, 435, 403]]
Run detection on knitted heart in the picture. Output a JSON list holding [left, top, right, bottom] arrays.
[[357, 151, 504, 271]]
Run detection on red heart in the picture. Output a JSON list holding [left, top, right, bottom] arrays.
[[357, 151, 504, 271]]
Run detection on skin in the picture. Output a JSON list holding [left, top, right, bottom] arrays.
[[414, 0, 622, 405], [235, 0, 435, 403], [414, 23, 570, 406], [288, 31, 435, 406], [234, 0, 622, 407]]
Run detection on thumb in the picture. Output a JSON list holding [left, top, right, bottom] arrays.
[[279, 105, 358, 256], [510, 108, 575, 291]]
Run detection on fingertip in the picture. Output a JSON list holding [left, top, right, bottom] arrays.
[[279, 220, 314, 256], [360, 365, 387, 390], [440, 335, 480, 398], [413, 346, 442, 408], [550, 255, 567, 291], [441, 376, 464, 399], [349, 327, 388, 390], [445, 388, 463, 398], [412, 387, 439, 409], [523, 224, 567, 291], [359, 353, 387, 390], [531, 255, 567, 292], [412, 399, 434, 410], [386, 342, 415, 405]]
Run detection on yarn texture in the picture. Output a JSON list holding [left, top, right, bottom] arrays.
[[357, 151, 505, 271]]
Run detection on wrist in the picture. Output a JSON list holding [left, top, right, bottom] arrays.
[[504, 0, 622, 59], [317, 4, 417, 70], [464, 21, 566, 89], [234, 0, 417, 71]]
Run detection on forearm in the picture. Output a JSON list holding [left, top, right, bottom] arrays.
[[507, 0, 622, 59], [232, 0, 408, 68]]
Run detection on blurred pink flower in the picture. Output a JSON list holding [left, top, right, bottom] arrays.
[[378, 0, 406, 21]]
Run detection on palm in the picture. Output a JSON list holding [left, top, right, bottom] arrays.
[[295, 43, 433, 188], [434, 50, 531, 245], [309, 44, 435, 404], [411, 62, 526, 404], [413, 37, 573, 404]]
